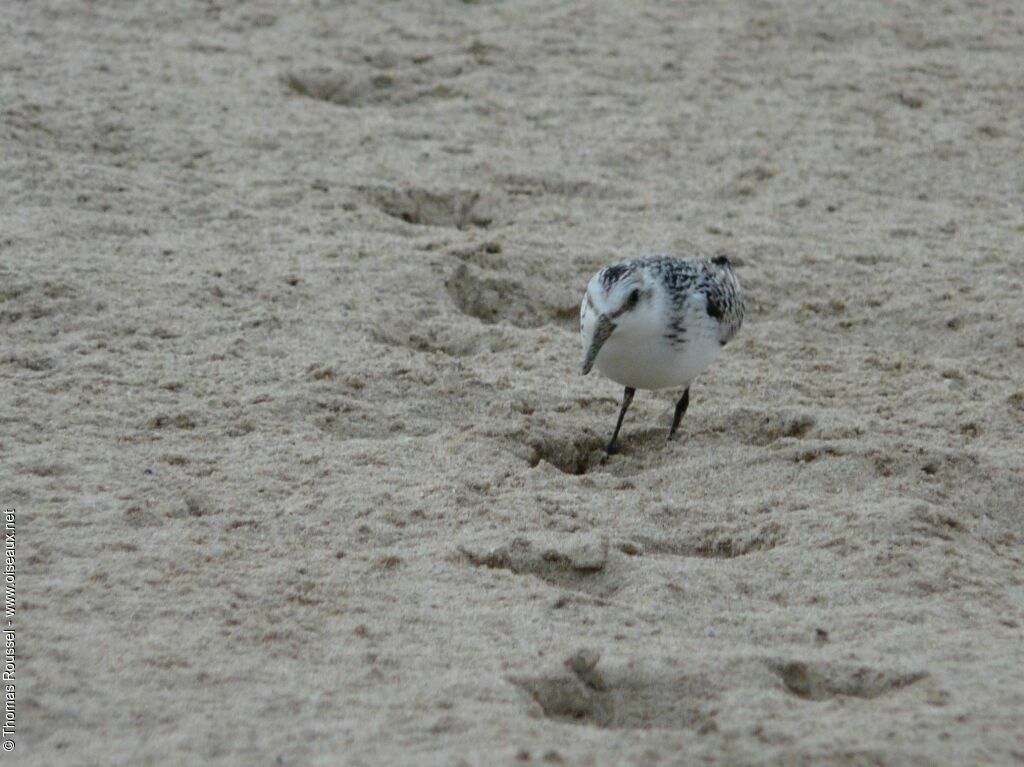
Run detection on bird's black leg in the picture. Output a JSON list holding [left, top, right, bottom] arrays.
[[605, 387, 635, 455], [667, 386, 690, 441]]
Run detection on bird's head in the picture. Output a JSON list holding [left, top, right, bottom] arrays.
[[579, 262, 657, 375]]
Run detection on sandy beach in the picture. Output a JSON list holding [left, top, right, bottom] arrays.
[[4, 1, 1024, 764]]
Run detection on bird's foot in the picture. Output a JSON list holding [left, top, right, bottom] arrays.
[[604, 441, 621, 455]]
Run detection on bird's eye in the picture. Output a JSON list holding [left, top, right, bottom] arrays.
[[628, 289, 640, 305]]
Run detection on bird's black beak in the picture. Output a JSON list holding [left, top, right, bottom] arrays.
[[581, 315, 615, 375]]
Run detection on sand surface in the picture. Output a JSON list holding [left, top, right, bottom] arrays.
[[4, 1, 1024, 765]]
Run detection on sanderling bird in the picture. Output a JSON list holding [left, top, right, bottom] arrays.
[[580, 255, 744, 454]]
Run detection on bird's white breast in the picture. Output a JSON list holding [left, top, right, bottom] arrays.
[[581, 292, 723, 390]]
